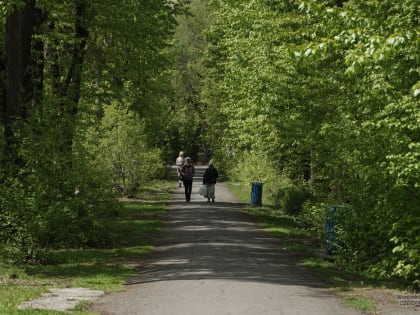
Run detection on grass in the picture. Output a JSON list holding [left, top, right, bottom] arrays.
[[244, 207, 317, 252], [343, 295, 378, 313], [226, 181, 318, 253], [0, 180, 173, 315]]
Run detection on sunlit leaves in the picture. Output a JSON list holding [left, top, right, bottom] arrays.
[[205, 0, 304, 156], [94, 101, 164, 195], [0, 0, 25, 15], [205, 0, 419, 287]]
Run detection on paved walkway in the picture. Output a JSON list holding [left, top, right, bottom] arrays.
[[91, 173, 362, 315]]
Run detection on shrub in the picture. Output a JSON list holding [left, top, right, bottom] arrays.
[[226, 150, 312, 211], [227, 151, 287, 205], [92, 101, 166, 197], [277, 185, 312, 216], [297, 202, 326, 240]]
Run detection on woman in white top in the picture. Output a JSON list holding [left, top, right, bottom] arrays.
[[176, 151, 185, 187]]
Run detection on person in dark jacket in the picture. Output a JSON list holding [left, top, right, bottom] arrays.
[[181, 157, 195, 202], [203, 161, 219, 203]]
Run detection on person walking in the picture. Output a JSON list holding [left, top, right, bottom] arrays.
[[203, 161, 219, 203], [181, 157, 195, 202], [176, 151, 185, 187]]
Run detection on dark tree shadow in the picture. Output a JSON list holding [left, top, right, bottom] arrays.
[[127, 196, 326, 289]]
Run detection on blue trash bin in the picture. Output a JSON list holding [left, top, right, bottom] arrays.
[[325, 206, 339, 254], [250, 182, 263, 206]]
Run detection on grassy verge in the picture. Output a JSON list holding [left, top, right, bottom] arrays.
[[226, 182, 317, 253], [343, 295, 378, 313], [226, 181, 411, 314], [0, 180, 173, 315]]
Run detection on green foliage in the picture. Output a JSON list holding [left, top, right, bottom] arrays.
[[0, 179, 38, 261], [1, 0, 418, 289], [91, 101, 165, 197], [1, 0, 184, 260], [227, 150, 312, 212], [390, 213, 420, 288], [276, 185, 313, 216], [0, 192, 168, 314], [343, 295, 378, 314], [203, 0, 419, 287], [227, 151, 282, 205], [164, 0, 214, 162], [0, 0, 26, 15], [204, 0, 302, 160], [297, 202, 327, 240], [0, 118, 114, 260], [1, 94, 119, 257], [306, 0, 419, 287]]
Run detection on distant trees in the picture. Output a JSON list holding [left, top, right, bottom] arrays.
[[166, 0, 213, 162]]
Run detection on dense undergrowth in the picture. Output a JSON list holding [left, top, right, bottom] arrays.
[[226, 179, 418, 313], [0, 181, 172, 315]]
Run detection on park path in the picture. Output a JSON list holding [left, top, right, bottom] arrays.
[[91, 166, 361, 315]]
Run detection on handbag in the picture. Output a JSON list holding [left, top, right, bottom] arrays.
[[198, 185, 207, 196]]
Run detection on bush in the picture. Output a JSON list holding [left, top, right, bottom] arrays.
[[0, 179, 37, 261], [0, 171, 115, 262], [227, 151, 287, 205], [297, 202, 326, 240], [0, 129, 116, 261], [277, 185, 312, 216], [226, 150, 312, 212], [91, 101, 166, 197]]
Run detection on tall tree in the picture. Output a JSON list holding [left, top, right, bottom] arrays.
[[2, 0, 44, 173], [0, 0, 189, 258]]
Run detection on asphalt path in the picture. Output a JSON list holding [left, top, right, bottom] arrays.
[[91, 172, 361, 315]]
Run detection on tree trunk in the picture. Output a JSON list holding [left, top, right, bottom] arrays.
[[60, 2, 89, 151], [3, 0, 44, 172], [0, 54, 5, 141]]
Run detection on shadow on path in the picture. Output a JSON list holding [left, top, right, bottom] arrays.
[[127, 183, 324, 288], [91, 180, 361, 315]]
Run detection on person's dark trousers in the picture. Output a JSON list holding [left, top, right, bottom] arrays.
[[183, 180, 193, 201]]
